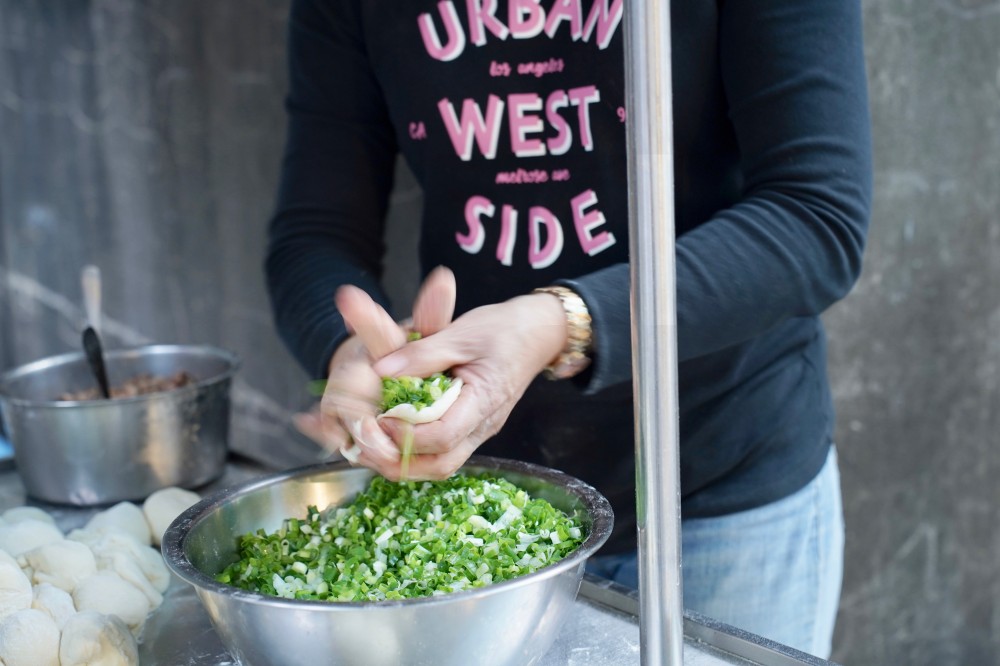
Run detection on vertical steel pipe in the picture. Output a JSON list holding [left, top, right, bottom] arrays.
[[623, 1, 684, 664]]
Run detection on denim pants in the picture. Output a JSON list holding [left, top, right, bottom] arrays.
[[587, 447, 844, 659]]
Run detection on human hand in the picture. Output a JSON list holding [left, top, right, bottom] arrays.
[[293, 267, 457, 464], [367, 292, 568, 480]]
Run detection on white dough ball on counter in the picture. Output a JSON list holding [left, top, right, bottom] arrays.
[[98, 550, 163, 609], [24, 540, 97, 593], [69, 529, 170, 594], [60, 611, 138, 666], [31, 582, 77, 630], [143, 486, 201, 546], [85, 502, 152, 546], [1, 506, 57, 526], [72, 571, 150, 634], [0, 558, 32, 622], [0, 519, 63, 557], [0, 608, 61, 666]]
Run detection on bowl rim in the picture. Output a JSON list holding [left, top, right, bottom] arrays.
[[162, 455, 614, 611], [0, 344, 240, 407]]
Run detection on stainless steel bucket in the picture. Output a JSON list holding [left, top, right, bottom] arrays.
[[0, 344, 239, 505]]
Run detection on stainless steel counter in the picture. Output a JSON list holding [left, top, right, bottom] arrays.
[[0, 457, 835, 666]]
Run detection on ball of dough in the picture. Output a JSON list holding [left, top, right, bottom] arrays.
[[59, 611, 138, 666], [0, 519, 63, 557], [31, 582, 77, 630], [69, 529, 170, 594], [142, 487, 201, 546], [24, 540, 97, 593], [85, 502, 151, 546], [1, 506, 56, 526], [72, 571, 150, 634], [0, 558, 32, 622], [97, 550, 163, 609], [0, 608, 60, 666]]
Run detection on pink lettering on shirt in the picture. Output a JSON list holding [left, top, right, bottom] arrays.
[[509, 0, 545, 39], [545, 0, 583, 40], [568, 85, 600, 152], [545, 90, 572, 156], [418, 1, 467, 61], [467, 0, 509, 45], [438, 95, 505, 160], [497, 205, 518, 265], [528, 206, 564, 269], [508, 93, 546, 158], [458, 196, 493, 253], [582, 0, 623, 50], [571, 189, 616, 256]]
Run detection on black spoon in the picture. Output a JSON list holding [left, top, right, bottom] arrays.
[[80, 265, 111, 399], [82, 326, 111, 399]]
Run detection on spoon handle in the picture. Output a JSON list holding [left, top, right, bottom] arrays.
[[82, 327, 112, 399], [82, 264, 102, 335]]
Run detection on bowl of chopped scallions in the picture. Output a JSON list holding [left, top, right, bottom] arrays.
[[162, 456, 613, 666]]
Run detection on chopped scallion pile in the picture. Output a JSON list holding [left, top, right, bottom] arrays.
[[215, 474, 585, 602]]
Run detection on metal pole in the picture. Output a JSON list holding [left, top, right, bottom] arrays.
[[623, 1, 684, 664]]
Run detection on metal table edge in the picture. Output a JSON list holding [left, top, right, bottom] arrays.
[[578, 574, 840, 666]]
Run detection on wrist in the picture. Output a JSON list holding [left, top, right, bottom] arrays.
[[530, 286, 593, 380]]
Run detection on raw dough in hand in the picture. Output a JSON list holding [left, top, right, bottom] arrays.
[[24, 540, 97, 593], [379, 377, 464, 424], [73, 570, 151, 634], [60, 610, 138, 666], [0, 608, 60, 666], [85, 502, 152, 546], [0, 519, 63, 557], [142, 486, 201, 546], [0, 557, 32, 622], [32, 582, 77, 630]]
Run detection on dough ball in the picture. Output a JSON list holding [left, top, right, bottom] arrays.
[[1, 506, 56, 526], [0, 608, 60, 666], [98, 550, 163, 609], [69, 529, 170, 594], [142, 487, 200, 546], [0, 559, 32, 622], [31, 583, 77, 630], [59, 611, 138, 666], [72, 571, 150, 634], [0, 519, 63, 557], [85, 502, 151, 546], [24, 540, 97, 593]]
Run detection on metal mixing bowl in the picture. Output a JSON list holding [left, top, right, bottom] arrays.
[[0, 344, 238, 505], [162, 456, 613, 666]]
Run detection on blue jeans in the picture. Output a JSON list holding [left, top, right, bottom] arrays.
[[587, 447, 844, 659]]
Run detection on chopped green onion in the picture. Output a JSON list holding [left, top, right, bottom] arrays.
[[215, 474, 585, 602]]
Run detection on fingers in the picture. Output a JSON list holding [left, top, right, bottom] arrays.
[[369, 440, 480, 482], [412, 266, 456, 337], [335, 285, 407, 359]]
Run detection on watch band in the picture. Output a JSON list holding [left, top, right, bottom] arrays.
[[532, 285, 593, 380]]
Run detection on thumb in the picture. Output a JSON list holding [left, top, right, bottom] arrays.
[[335, 285, 407, 359], [412, 266, 456, 337]]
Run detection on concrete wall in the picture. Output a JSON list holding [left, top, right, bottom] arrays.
[[0, 2, 996, 663]]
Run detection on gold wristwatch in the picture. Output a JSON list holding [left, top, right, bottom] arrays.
[[532, 285, 593, 380]]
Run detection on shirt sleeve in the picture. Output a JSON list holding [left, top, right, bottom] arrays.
[[559, 0, 873, 394], [265, 0, 398, 379]]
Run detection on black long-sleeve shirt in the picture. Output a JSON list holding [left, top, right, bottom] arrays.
[[267, 0, 872, 554]]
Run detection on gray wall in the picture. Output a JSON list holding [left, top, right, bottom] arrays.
[[0, 2, 996, 663]]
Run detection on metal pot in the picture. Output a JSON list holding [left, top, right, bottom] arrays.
[[0, 344, 239, 505], [162, 456, 614, 666]]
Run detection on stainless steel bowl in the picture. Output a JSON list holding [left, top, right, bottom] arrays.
[[0, 344, 239, 505], [162, 456, 614, 666]]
